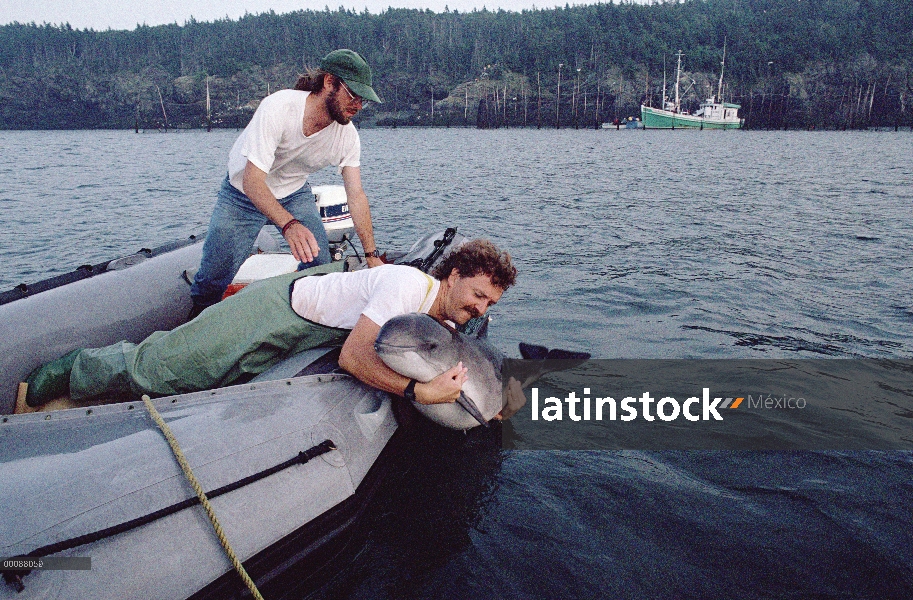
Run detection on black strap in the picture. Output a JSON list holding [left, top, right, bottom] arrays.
[[2, 440, 336, 590], [403, 378, 418, 401]]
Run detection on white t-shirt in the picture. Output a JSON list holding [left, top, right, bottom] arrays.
[[227, 90, 361, 199], [290, 265, 440, 329]]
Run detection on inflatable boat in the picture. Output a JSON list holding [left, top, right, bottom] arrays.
[[0, 199, 467, 598]]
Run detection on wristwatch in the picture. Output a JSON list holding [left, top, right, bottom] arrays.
[[364, 249, 380, 259], [403, 379, 418, 402]]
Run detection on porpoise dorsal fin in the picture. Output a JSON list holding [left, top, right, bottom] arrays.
[[519, 343, 549, 360]]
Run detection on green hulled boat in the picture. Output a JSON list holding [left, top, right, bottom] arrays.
[[641, 48, 743, 130], [641, 103, 743, 129]]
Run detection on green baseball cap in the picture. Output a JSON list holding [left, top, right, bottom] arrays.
[[320, 49, 382, 104]]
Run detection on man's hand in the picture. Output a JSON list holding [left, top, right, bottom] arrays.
[[495, 377, 526, 420], [283, 221, 321, 263], [242, 161, 321, 263], [414, 362, 469, 405]]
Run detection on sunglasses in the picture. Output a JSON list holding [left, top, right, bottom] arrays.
[[339, 80, 369, 106]]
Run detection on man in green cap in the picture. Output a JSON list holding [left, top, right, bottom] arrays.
[[189, 49, 384, 320]]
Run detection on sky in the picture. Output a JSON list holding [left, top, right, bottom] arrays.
[[0, 0, 610, 31]]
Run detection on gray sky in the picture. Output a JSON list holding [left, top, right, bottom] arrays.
[[1, 0, 601, 31]]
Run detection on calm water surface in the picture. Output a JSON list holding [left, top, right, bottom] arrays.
[[1, 128, 911, 597]]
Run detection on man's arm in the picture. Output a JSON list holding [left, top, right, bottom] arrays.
[[242, 161, 321, 263], [339, 315, 467, 404], [341, 166, 383, 268]]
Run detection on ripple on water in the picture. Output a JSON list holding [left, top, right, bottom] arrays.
[[2, 128, 912, 359]]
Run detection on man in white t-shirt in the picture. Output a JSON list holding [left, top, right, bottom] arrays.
[[189, 49, 385, 319], [25, 241, 518, 415]]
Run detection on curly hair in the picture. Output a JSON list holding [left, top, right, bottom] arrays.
[[431, 239, 517, 290]]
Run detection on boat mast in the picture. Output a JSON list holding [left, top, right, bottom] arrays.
[[674, 50, 683, 113], [205, 76, 212, 132], [716, 39, 727, 104], [661, 54, 667, 110]]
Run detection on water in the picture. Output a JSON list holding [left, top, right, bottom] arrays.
[[1, 128, 912, 597]]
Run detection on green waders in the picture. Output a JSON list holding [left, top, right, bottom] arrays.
[[69, 262, 349, 400]]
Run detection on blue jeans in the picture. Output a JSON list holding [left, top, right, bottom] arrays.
[[190, 177, 330, 308]]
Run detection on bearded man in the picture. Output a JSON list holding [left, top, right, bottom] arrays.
[[189, 49, 384, 319]]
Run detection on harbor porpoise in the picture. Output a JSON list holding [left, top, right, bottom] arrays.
[[375, 313, 589, 430]]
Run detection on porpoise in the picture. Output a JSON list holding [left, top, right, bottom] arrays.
[[374, 313, 590, 430]]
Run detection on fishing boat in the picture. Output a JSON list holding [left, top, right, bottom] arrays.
[[641, 47, 743, 130], [0, 196, 470, 598]]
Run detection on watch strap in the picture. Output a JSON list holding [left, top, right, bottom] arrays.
[[403, 378, 418, 401]]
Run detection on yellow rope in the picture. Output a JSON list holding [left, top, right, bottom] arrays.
[[142, 395, 265, 600]]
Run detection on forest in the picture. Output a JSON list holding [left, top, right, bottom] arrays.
[[1, 0, 911, 130]]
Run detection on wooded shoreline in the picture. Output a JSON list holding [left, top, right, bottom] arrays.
[[2, 0, 910, 131]]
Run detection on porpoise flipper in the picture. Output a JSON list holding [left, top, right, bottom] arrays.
[[456, 391, 490, 428]]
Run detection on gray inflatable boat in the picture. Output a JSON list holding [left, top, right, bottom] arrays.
[[0, 230, 464, 598]]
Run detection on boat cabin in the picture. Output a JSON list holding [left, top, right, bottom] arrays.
[[695, 99, 741, 123]]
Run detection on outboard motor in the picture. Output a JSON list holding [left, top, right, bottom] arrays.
[[312, 185, 355, 260]]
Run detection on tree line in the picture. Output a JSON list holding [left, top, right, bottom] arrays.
[[1, 0, 911, 130]]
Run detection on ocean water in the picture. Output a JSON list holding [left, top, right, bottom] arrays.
[[1, 128, 911, 597]]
